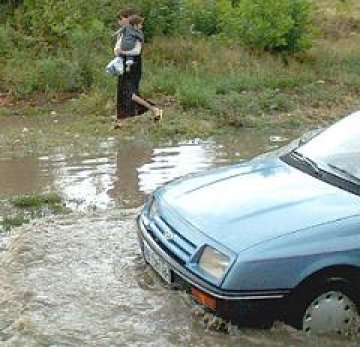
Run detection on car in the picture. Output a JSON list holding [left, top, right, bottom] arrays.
[[137, 111, 360, 335]]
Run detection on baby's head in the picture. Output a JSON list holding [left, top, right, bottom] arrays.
[[118, 8, 138, 26], [128, 15, 144, 30]]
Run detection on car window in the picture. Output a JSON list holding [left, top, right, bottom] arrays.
[[297, 112, 360, 181]]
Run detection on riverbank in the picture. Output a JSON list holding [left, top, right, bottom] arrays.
[[1, 1, 360, 143], [0, 59, 358, 146]]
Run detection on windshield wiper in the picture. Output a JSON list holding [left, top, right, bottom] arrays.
[[291, 151, 321, 175], [327, 163, 360, 185]]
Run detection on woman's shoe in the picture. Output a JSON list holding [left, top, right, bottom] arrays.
[[153, 108, 163, 122], [113, 120, 125, 129]]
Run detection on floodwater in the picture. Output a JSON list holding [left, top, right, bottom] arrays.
[[0, 132, 293, 211], [1, 120, 359, 346]]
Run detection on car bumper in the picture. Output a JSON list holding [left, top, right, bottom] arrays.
[[137, 213, 289, 325]]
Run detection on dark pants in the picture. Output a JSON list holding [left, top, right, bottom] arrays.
[[116, 55, 149, 120]]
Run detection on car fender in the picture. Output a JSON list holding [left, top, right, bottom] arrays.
[[221, 216, 360, 292], [294, 252, 360, 289]]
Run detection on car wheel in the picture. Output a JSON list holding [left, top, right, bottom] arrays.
[[289, 279, 359, 335]]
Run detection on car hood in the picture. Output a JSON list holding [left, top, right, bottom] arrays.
[[159, 158, 360, 254]]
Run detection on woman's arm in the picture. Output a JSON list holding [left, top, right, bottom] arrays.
[[114, 34, 123, 55], [115, 40, 142, 56]]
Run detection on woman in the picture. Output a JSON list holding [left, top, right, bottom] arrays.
[[114, 9, 162, 128]]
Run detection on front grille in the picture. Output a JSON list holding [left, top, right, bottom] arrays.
[[146, 215, 197, 265], [146, 227, 186, 266]]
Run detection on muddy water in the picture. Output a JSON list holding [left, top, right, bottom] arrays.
[[0, 132, 291, 210], [0, 213, 358, 346], [1, 125, 359, 346]]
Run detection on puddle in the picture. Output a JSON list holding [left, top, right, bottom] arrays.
[[0, 131, 291, 211]]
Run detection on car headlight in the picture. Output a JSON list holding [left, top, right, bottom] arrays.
[[198, 246, 230, 280], [149, 197, 160, 220]]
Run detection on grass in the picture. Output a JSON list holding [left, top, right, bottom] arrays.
[[10, 193, 62, 209], [0, 193, 69, 231], [1, 2, 360, 143], [1, 215, 29, 232]]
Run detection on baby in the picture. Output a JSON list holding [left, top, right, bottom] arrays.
[[114, 14, 144, 72]]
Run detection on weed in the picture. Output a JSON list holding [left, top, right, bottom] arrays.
[[10, 193, 62, 209], [177, 81, 216, 110], [1, 215, 29, 232], [0, 193, 69, 231]]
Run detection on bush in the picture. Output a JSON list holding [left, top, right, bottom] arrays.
[[0, 24, 14, 58], [14, 0, 115, 48], [66, 25, 109, 91], [35, 58, 70, 92], [121, 0, 187, 39], [218, 0, 313, 53], [185, 0, 219, 36]]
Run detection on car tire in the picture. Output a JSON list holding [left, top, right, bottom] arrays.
[[287, 278, 359, 335]]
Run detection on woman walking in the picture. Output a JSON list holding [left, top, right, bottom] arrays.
[[114, 8, 162, 128]]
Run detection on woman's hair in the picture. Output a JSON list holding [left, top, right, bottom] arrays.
[[128, 15, 144, 26], [118, 8, 138, 19]]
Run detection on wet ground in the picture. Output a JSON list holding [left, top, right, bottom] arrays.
[[0, 130, 293, 211], [1, 117, 359, 346]]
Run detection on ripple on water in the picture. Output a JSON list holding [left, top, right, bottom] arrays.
[[0, 131, 297, 212], [0, 212, 359, 346]]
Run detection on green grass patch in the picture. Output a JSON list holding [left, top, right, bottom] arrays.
[[1, 193, 70, 232], [1, 215, 29, 232], [10, 193, 62, 209], [177, 81, 216, 110]]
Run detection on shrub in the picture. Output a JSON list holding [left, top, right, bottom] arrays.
[[35, 58, 70, 92], [218, 0, 313, 53], [121, 0, 187, 39], [66, 26, 109, 91], [185, 0, 219, 36], [0, 24, 14, 59], [13, 0, 115, 48]]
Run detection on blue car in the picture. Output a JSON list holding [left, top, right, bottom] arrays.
[[137, 111, 360, 334]]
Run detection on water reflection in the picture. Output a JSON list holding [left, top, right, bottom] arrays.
[[137, 142, 216, 194], [0, 156, 44, 195], [109, 140, 152, 208], [0, 131, 292, 210], [42, 154, 118, 210]]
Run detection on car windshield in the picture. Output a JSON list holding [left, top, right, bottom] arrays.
[[295, 111, 360, 183]]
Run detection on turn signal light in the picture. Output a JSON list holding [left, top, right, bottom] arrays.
[[191, 287, 216, 311]]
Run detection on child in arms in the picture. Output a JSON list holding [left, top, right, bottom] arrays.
[[114, 15, 144, 72]]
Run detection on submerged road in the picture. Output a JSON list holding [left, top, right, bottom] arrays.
[[0, 211, 359, 346]]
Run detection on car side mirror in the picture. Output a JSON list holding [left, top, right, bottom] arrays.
[[298, 137, 308, 146], [298, 128, 323, 148]]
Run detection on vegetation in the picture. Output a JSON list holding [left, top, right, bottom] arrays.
[[0, 0, 360, 140], [0, 193, 69, 231], [1, 215, 29, 232], [10, 193, 63, 209]]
